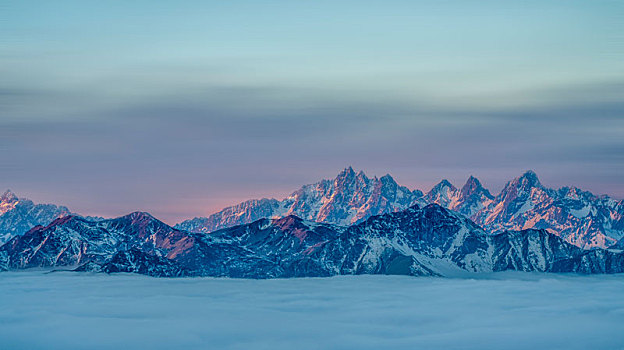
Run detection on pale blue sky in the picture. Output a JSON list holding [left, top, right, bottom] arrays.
[[1, 1, 623, 222]]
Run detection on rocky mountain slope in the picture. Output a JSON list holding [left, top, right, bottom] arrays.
[[2, 204, 623, 277]]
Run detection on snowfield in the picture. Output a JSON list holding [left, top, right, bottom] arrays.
[[1, 272, 624, 350]]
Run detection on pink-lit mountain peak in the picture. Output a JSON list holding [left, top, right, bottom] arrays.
[[0, 189, 19, 216], [507, 170, 543, 191], [1, 189, 18, 204]]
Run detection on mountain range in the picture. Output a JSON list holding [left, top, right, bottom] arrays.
[[2, 204, 623, 278], [176, 168, 422, 233], [176, 168, 624, 249], [1, 166, 623, 277]]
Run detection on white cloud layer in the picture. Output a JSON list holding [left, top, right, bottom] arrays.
[[1, 272, 623, 350]]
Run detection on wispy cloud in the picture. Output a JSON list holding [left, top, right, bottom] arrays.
[[1, 0, 622, 221]]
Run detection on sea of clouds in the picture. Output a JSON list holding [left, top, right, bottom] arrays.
[[1, 271, 623, 350]]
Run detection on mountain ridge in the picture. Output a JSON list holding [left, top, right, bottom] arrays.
[[3, 168, 623, 250], [2, 203, 623, 278], [176, 169, 624, 249], [176, 166, 423, 233]]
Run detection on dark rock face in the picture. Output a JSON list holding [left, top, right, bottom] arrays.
[[2, 204, 623, 278]]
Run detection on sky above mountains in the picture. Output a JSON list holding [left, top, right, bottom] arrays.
[[1, 1, 623, 222]]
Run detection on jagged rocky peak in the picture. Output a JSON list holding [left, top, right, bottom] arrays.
[[333, 167, 410, 194], [0, 189, 19, 216], [425, 179, 458, 206], [514, 170, 542, 189], [0, 191, 73, 244], [379, 173, 395, 184], [432, 179, 456, 192], [335, 166, 357, 183], [1, 189, 18, 203], [459, 176, 494, 200], [334, 166, 378, 188], [461, 176, 487, 196], [176, 167, 425, 233], [172, 167, 623, 251], [326, 166, 358, 194], [355, 169, 369, 183], [497, 170, 544, 201]]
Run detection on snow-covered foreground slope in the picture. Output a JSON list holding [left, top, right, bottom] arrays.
[[1, 272, 623, 350]]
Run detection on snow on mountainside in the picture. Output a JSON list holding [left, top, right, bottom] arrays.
[[0, 190, 19, 216], [177, 169, 624, 249], [421, 176, 494, 217], [2, 204, 623, 277], [466, 171, 624, 249], [0, 190, 73, 244], [0, 211, 193, 276], [176, 167, 424, 233], [2, 169, 622, 251]]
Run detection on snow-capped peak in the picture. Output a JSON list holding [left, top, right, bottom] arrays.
[[1, 189, 18, 203], [496, 170, 545, 206], [379, 174, 396, 184], [0, 189, 19, 215], [336, 166, 356, 181], [516, 170, 542, 189], [431, 179, 456, 192], [177, 167, 424, 233], [460, 176, 492, 199], [425, 180, 459, 206], [174, 168, 623, 250]]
